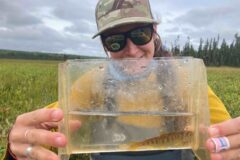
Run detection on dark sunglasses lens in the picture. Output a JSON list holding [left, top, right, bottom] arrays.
[[104, 35, 125, 52], [130, 26, 153, 45]]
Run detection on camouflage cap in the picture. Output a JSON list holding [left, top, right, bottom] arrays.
[[92, 0, 159, 38]]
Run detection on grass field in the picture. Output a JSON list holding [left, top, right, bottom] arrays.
[[207, 67, 240, 117], [0, 59, 239, 159]]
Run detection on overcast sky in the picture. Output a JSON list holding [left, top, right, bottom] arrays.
[[0, 0, 239, 57]]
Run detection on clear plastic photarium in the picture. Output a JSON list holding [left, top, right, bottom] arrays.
[[58, 57, 210, 160]]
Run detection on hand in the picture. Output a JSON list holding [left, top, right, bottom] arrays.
[[206, 117, 240, 160], [9, 108, 67, 160]]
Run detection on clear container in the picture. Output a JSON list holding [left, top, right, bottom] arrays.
[[58, 57, 210, 160]]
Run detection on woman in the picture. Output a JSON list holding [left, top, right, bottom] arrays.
[[3, 0, 240, 160]]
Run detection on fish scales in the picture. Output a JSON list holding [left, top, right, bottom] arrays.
[[128, 131, 193, 150]]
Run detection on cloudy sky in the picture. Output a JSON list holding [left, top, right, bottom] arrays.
[[0, 0, 239, 57]]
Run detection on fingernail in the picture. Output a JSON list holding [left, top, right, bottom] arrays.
[[206, 139, 215, 152], [55, 136, 65, 146], [51, 109, 61, 121], [209, 127, 219, 137]]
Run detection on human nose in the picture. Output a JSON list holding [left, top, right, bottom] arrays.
[[124, 38, 138, 57]]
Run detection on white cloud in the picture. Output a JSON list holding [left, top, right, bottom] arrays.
[[0, 0, 239, 56]]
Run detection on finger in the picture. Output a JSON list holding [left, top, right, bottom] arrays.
[[209, 117, 240, 137], [40, 122, 59, 130], [15, 108, 63, 126], [206, 137, 230, 153], [9, 143, 25, 159], [11, 128, 67, 147], [206, 134, 240, 153], [12, 144, 60, 160], [210, 148, 240, 160], [26, 129, 67, 147], [69, 120, 81, 132], [28, 146, 60, 160]]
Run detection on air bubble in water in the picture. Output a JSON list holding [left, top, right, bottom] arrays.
[[158, 85, 163, 90], [163, 106, 168, 111], [99, 65, 104, 70], [129, 82, 135, 86], [183, 59, 188, 64], [107, 79, 114, 84]]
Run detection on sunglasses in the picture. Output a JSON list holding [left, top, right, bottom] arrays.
[[101, 24, 154, 52]]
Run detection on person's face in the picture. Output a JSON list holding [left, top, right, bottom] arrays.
[[101, 23, 157, 59]]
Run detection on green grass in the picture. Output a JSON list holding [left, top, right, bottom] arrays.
[[0, 59, 239, 159], [207, 67, 240, 118], [0, 59, 59, 158], [0, 59, 88, 160]]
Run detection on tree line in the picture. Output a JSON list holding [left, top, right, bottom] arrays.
[[0, 49, 101, 60], [171, 33, 240, 67], [1, 33, 240, 67]]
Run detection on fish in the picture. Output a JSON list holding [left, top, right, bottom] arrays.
[[128, 130, 193, 151]]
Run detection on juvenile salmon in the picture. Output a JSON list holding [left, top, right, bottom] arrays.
[[128, 130, 193, 150]]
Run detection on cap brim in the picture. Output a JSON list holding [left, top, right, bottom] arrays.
[[92, 17, 160, 39]]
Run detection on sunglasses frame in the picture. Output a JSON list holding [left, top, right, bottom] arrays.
[[101, 24, 154, 53]]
